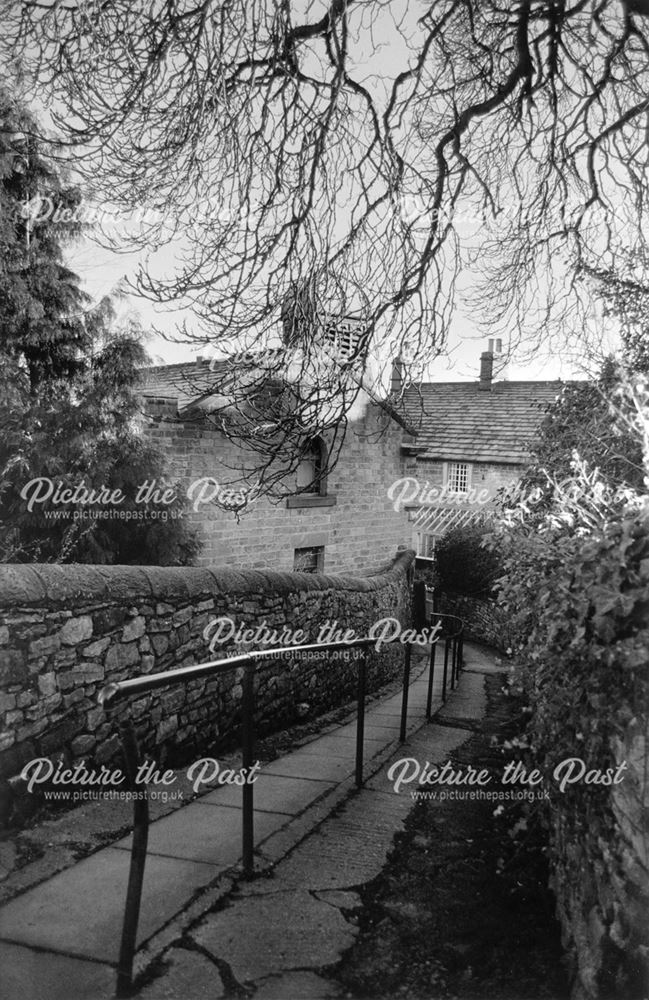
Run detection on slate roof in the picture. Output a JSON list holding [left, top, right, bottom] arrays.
[[137, 357, 265, 409], [137, 355, 417, 433], [401, 380, 569, 464]]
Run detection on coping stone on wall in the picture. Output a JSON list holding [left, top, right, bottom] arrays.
[[0, 565, 50, 605], [0, 550, 416, 609], [206, 550, 414, 595], [134, 566, 191, 603]]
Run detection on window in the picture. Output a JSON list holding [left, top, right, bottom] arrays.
[[414, 532, 437, 560], [294, 546, 324, 573], [446, 462, 471, 495], [287, 437, 336, 508], [296, 437, 324, 495]]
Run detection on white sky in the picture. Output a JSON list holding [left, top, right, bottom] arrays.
[[67, 231, 613, 383], [60, 0, 622, 384]]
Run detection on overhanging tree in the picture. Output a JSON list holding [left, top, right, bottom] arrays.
[[4, 1, 649, 488]]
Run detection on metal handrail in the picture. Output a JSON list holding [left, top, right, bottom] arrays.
[[420, 584, 464, 708], [429, 610, 464, 639], [98, 637, 375, 997], [424, 611, 464, 713], [96, 619, 464, 996]]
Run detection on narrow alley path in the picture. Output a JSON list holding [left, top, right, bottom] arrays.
[[0, 643, 548, 1000]]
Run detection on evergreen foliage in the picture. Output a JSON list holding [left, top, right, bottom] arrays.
[[434, 521, 502, 597], [0, 90, 200, 564]]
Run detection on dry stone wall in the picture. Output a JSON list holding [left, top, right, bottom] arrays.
[[437, 591, 514, 653], [0, 551, 414, 816]]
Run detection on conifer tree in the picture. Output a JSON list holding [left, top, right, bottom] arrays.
[[0, 90, 200, 564]]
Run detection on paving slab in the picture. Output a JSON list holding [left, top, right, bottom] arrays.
[[112, 801, 289, 866], [290, 740, 363, 760], [364, 720, 480, 797], [197, 773, 331, 816], [192, 889, 358, 982], [351, 716, 404, 732], [0, 848, 220, 963], [304, 732, 392, 752], [0, 940, 115, 1000], [136, 946, 225, 999], [364, 705, 406, 718], [262, 751, 355, 783]]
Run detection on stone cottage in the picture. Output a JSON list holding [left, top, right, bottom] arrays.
[[137, 339, 570, 572], [395, 345, 568, 560], [137, 350, 414, 575]]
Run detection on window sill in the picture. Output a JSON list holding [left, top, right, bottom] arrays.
[[286, 495, 337, 509]]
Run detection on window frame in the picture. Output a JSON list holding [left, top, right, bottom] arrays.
[[413, 530, 437, 561], [287, 436, 337, 508], [293, 545, 325, 573], [444, 461, 472, 496]]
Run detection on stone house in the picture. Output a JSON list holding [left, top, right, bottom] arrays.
[[396, 346, 567, 560], [136, 339, 572, 573], [137, 352, 413, 575]]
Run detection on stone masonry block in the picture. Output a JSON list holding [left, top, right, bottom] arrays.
[[59, 615, 93, 645], [105, 642, 139, 672], [37, 672, 57, 697], [121, 616, 146, 642]]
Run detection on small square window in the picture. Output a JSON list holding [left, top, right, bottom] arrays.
[[447, 462, 470, 494], [294, 546, 324, 573]]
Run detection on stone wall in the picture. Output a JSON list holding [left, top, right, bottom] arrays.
[[0, 550, 414, 814], [437, 591, 513, 653], [143, 394, 410, 573], [541, 681, 649, 999], [401, 456, 522, 505]]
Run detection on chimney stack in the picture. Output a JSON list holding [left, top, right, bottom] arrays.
[[390, 356, 404, 396], [479, 351, 493, 390]]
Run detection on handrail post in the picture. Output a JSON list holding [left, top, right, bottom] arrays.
[[355, 646, 367, 787], [426, 639, 436, 721], [442, 637, 449, 703], [241, 659, 255, 878], [450, 637, 457, 691], [115, 720, 149, 999], [399, 644, 411, 743]]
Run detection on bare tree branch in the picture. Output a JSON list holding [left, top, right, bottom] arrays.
[[3, 0, 649, 492]]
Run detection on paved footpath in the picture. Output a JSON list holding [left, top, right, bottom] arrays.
[[0, 643, 502, 1000]]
